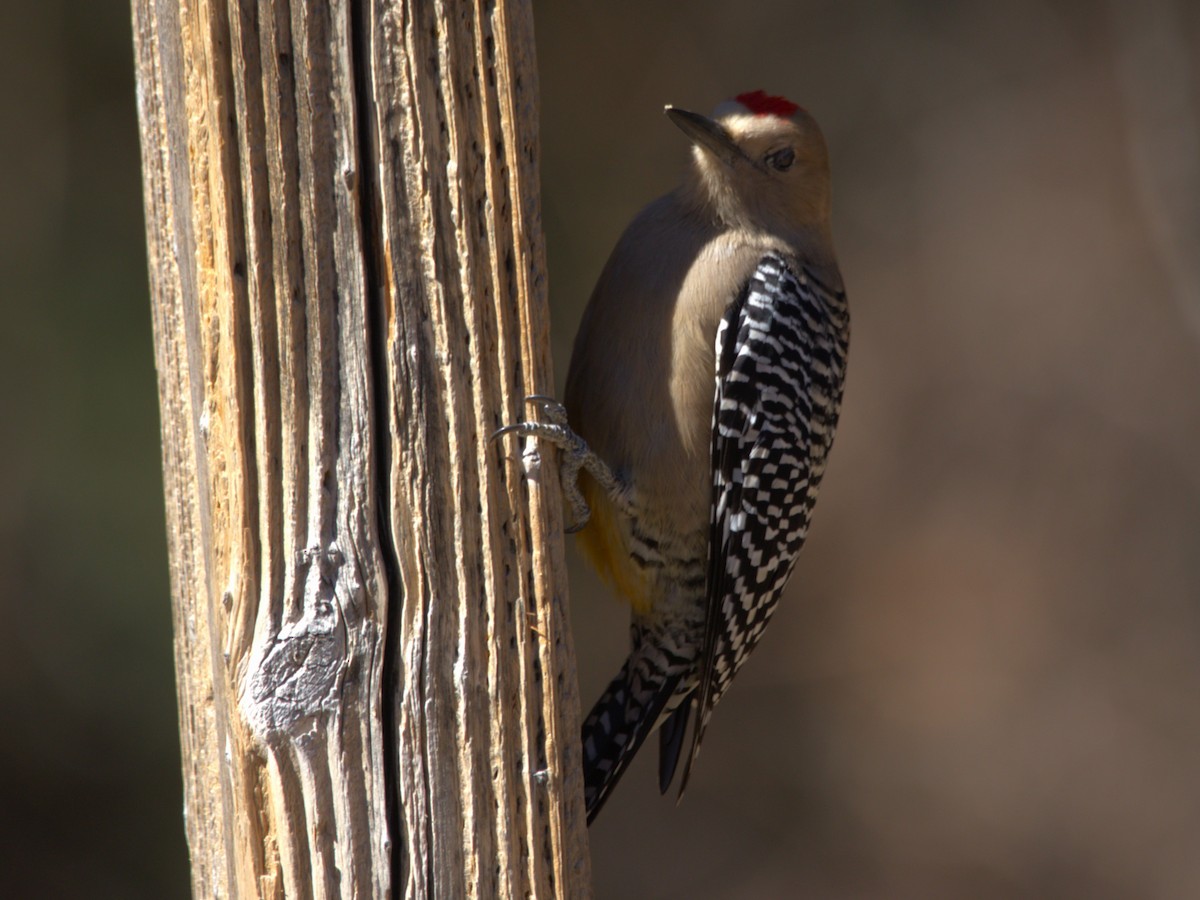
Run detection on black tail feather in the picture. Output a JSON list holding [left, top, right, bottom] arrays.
[[657, 699, 693, 794], [581, 661, 682, 824]]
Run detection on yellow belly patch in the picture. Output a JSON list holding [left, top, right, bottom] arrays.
[[574, 474, 654, 616]]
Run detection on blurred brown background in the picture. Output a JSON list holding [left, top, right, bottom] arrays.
[[1, 1, 1197, 897]]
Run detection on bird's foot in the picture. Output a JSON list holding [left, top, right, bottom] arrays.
[[494, 396, 602, 533]]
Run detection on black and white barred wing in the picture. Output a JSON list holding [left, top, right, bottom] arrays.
[[679, 252, 847, 794]]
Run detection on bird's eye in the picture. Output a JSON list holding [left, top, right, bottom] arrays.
[[766, 148, 795, 171]]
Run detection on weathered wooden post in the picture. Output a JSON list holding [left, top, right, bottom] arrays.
[[131, 0, 591, 895]]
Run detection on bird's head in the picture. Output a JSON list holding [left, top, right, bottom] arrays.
[[667, 91, 832, 242]]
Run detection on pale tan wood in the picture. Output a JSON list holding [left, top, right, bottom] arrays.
[[132, 0, 591, 895]]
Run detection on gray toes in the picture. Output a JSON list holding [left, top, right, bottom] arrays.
[[525, 395, 569, 427]]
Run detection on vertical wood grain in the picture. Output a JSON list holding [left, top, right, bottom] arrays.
[[132, 0, 590, 895]]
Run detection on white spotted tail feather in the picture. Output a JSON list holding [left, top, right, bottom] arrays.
[[676, 252, 849, 796], [579, 627, 692, 823]]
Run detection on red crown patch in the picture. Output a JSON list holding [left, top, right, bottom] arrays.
[[734, 90, 801, 118]]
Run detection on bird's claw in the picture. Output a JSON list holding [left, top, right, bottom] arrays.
[[495, 395, 593, 531], [523, 395, 570, 427], [491, 396, 570, 442]]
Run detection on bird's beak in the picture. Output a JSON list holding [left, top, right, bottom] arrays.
[[665, 106, 752, 169]]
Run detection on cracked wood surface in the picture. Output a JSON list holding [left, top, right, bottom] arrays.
[[132, 0, 591, 896]]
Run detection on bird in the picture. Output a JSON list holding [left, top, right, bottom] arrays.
[[498, 90, 849, 823]]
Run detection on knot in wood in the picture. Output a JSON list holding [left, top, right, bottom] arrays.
[[243, 600, 345, 743]]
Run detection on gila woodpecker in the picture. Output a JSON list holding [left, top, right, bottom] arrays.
[[499, 90, 849, 823]]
